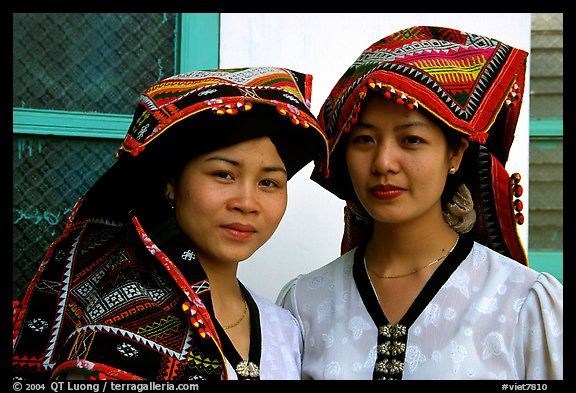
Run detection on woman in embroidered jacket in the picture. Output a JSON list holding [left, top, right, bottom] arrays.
[[277, 26, 563, 380], [12, 67, 328, 380]]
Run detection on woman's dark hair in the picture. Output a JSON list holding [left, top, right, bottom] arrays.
[[438, 121, 471, 207], [417, 107, 472, 208]]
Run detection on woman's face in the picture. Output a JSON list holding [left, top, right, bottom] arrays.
[[346, 94, 467, 226], [165, 136, 288, 266]]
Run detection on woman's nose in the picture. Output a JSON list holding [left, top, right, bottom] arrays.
[[371, 143, 400, 175], [228, 184, 260, 213]]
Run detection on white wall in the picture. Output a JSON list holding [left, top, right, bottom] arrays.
[[219, 13, 532, 301]]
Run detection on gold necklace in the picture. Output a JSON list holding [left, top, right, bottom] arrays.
[[222, 301, 248, 330], [367, 234, 459, 279]]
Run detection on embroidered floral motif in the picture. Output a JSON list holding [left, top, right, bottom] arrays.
[[27, 318, 49, 333]]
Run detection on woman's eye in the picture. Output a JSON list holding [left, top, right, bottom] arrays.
[[404, 135, 423, 144], [214, 171, 233, 180], [260, 179, 279, 188], [351, 135, 374, 144]]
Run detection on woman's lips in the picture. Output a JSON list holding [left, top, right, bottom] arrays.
[[369, 184, 405, 200], [221, 223, 257, 240]]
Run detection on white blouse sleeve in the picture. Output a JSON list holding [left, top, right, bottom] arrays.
[[275, 276, 306, 333], [515, 272, 563, 380], [276, 276, 299, 310]]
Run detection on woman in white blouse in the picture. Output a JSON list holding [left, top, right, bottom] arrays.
[[277, 26, 563, 380]]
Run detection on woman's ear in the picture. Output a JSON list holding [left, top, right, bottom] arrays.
[[165, 180, 175, 201], [450, 137, 470, 171]]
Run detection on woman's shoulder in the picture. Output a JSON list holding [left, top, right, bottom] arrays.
[[249, 289, 295, 317], [469, 241, 562, 292], [247, 288, 302, 331], [292, 247, 356, 283], [276, 248, 357, 306]]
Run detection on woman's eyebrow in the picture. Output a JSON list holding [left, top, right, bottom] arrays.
[[205, 156, 240, 166], [354, 119, 432, 130], [205, 156, 287, 175]]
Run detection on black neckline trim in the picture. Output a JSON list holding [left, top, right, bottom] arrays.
[[353, 234, 474, 328], [214, 283, 262, 380]]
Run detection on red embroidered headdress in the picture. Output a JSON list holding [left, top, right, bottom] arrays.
[[312, 26, 529, 265]]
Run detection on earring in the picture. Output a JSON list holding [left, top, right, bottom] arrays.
[[448, 166, 457, 175], [167, 200, 175, 210]]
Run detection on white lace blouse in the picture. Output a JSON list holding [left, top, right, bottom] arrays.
[[277, 238, 563, 380]]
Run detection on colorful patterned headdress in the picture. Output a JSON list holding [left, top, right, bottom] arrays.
[[121, 67, 326, 160], [76, 67, 328, 220], [312, 26, 529, 265]]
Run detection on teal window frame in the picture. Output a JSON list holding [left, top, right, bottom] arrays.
[[12, 13, 220, 141], [527, 117, 563, 283]]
